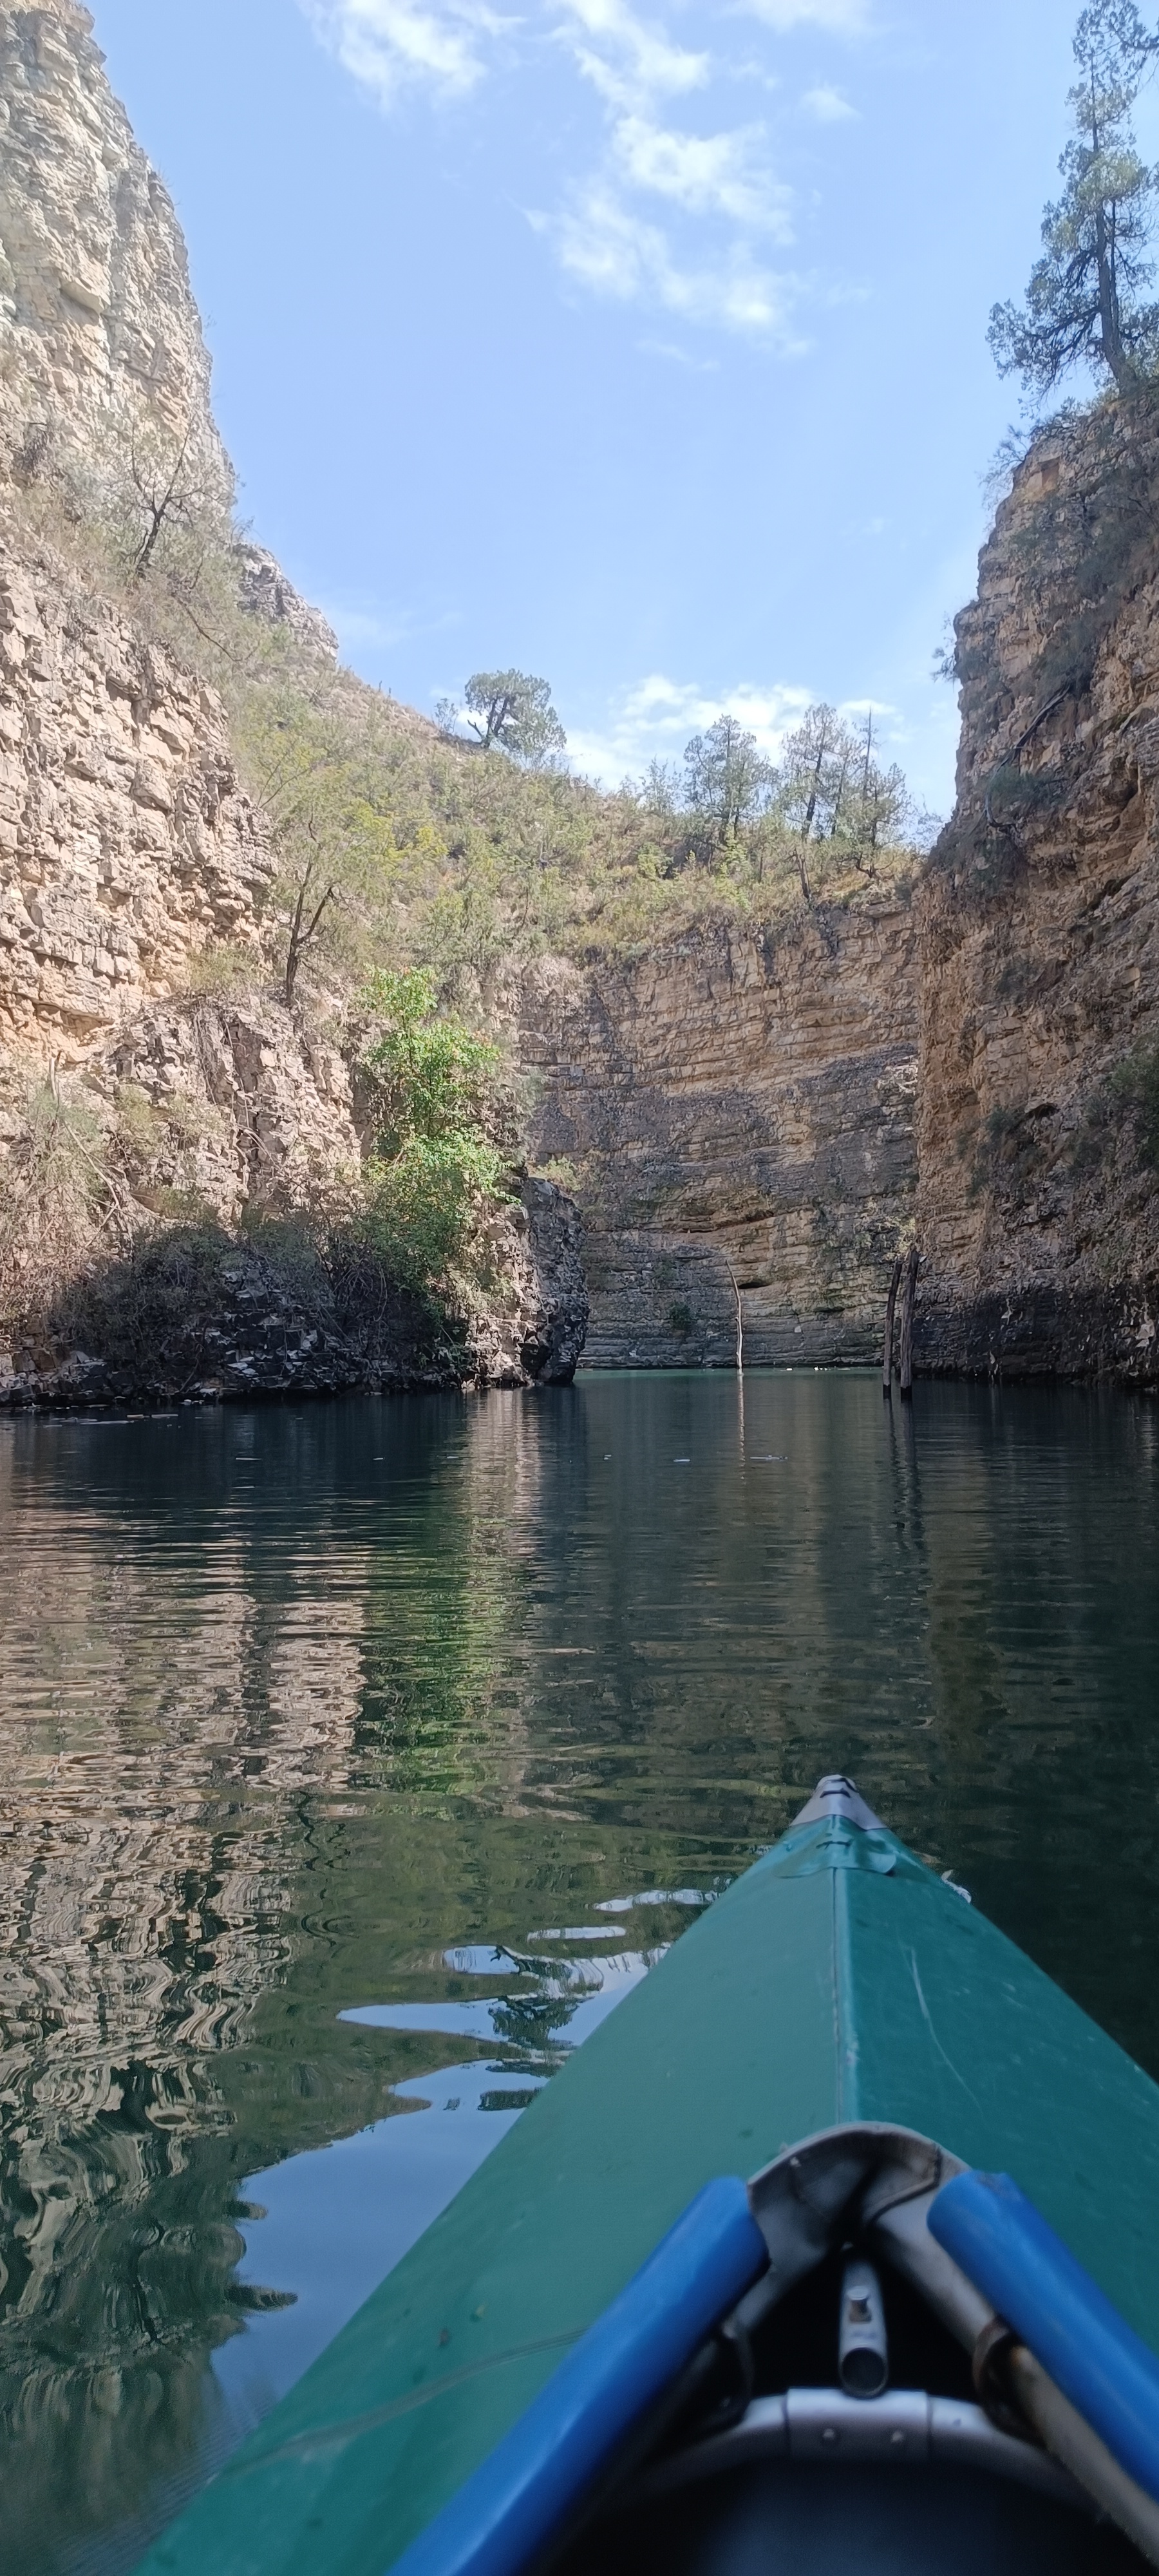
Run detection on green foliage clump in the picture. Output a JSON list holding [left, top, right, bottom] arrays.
[[357, 969, 510, 1291], [452, 670, 566, 764]]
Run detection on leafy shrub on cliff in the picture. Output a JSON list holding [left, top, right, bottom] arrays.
[[357, 969, 511, 1292]]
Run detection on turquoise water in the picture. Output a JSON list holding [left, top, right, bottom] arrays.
[[1, 1372, 1157, 2572]]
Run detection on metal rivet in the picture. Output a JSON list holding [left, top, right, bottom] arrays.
[[821, 2426, 838, 2445], [890, 2430, 907, 2448]]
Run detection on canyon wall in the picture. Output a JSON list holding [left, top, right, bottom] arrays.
[[913, 419, 1159, 1379], [0, 0, 228, 497], [522, 903, 919, 1368], [522, 420, 1159, 1383], [3, 0, 1158, 1388], [0, 514, 587, 1399]]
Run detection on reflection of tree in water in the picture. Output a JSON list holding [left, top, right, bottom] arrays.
[[488, 1987, 581, 2064]]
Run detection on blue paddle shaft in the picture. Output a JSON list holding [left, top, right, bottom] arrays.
[[930, 2169, 1159, 2505], [388, 2174, 768, 2576]]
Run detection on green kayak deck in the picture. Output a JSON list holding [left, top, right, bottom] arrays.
[[139, 1804, 1159, 2576]]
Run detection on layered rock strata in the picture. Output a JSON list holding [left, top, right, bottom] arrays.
[[0, 523, 587, 1401], [0, 526, 272, 1057], [913, 417, 1159, 1379], [522, 907, 919, 1368], [0, 0, 229, 498]]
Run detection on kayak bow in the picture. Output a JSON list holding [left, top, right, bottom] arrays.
[[137, 1774, 1159, 2576]]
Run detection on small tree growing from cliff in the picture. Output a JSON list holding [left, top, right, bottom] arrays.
[[358, 969, 509, 1289], [239, 693, 400, 1004], [989, 1, 1159, 396]]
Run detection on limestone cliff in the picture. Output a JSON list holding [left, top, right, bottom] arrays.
[[0, 6, 587, 1403], [0, 0, 228, 499], [0, 526, 272, 1057], [914, 408, 1159, 1379], [523, 904, 918, 1368]]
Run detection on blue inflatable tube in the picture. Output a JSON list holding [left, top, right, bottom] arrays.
[[388, 2175, 768, 2576], [930, 2169, 1159, 2504]]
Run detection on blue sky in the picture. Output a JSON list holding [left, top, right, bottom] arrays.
[[92, 2, 1112, 813]]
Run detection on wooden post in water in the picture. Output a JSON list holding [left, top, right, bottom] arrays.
[[726, 1259, 744, 1374], [882, 1257, 901, 1398], [899, 1244, 920, 1401]]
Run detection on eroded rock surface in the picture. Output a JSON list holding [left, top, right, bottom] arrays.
[[0, 527, 273, 1054], [0, 0, 229, 495], [914, 416, 1159, 1379], [522, 909, 919, 1368]]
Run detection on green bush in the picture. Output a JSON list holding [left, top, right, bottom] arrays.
[[357, 969, 510, 1291]]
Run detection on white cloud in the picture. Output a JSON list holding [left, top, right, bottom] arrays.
[[801, 82, 856, 120], [303, 0, 512, 104], [739, 0, 869, 28], [547, 185, 799, 337], [566, 672, 818, 783], [612, 115, 791, 231], [305, 0, 862, 345], [556, 0, 708, 109]]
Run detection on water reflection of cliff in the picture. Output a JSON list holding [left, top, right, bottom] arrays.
[[0, 1397, 551, 2572], [0, 1380, 1156, 2574]]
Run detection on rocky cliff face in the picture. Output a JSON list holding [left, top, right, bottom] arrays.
[[0, 523, 272, 1059], [522, 414, 1159, 1387], [5, 0, 1156, 1394], [913, 412, 1159, 1379], [523, 904, 919, 1368], [0, 509, 585, 1403], [0, 0, 228, 498]]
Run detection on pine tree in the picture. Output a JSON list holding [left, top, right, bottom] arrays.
[[989, 1, 1159, 397]]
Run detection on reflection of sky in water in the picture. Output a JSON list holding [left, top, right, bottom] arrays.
[[214, 1904, 703, 2432]]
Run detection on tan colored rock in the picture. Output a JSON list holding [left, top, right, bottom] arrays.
[[522, 905, 919, 1368], [0, 518, 274, 1054], [0, 0, 229, 499], [914, 413, 1159, 1379]]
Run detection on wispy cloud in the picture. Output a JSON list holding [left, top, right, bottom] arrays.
[[637, 336, 721, 368], [557, 0, 708, 108], [612, 115, 791, 230], [545, 186, 799, 337], [739, 0, 870, 28], [567, 672, 818, 782], [802, 81, 856, 120], [304, 0, 866, 340], [303, 0, 513, 103]]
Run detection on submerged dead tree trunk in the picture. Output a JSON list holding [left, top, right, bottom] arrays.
[[882, 1257, 902, 1398], [899, 1245, 920, 1401]]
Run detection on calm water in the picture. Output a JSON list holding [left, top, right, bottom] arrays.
[[1, 1372, 1158, 2574]]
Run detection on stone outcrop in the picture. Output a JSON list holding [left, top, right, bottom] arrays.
[[0, 0, 229, 499], [522, 907, 919, 1368], [0, 522, 273, 1058], [912, 411, 1159, 1380], [0, 1164, 585, 1407], [0, 516, 587, 1403], [521, 415, 1159, 1385]]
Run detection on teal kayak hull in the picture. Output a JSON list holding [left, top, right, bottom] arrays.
[[137, 1805, 1159, 2576]]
